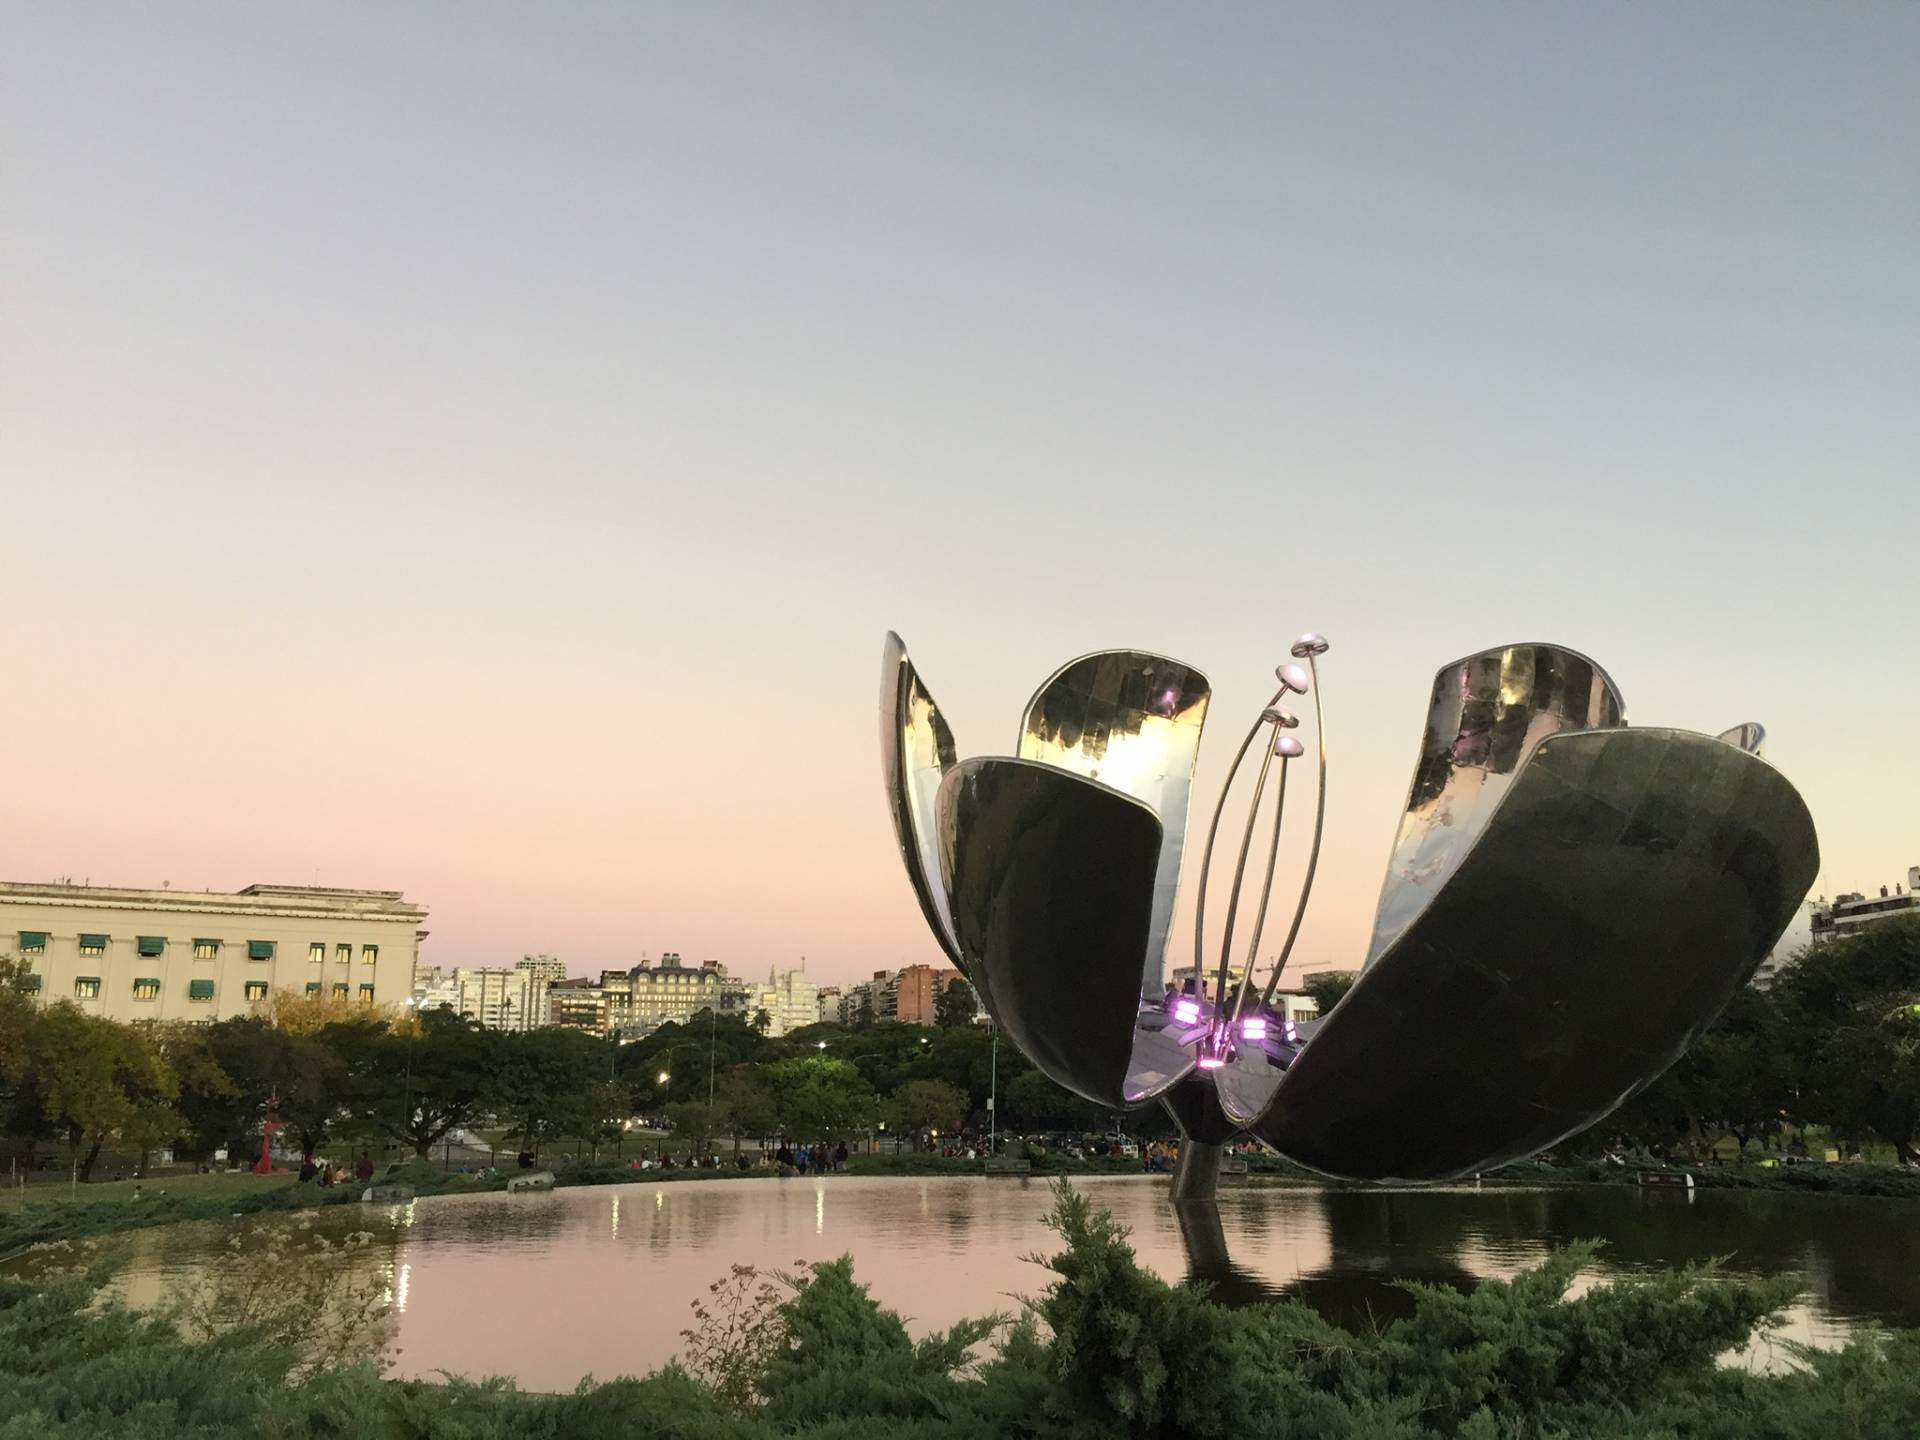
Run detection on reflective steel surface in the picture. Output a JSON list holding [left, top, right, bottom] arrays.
[[936, 756, 1194, 1106], [1716, 721, 1767, 755], [1258, 727, 1819, 1181], [880, 633, 964, 970], [1017, 650, 1210, 992], [1364, 643, 1626, 969]]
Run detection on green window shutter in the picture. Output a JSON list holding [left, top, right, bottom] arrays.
[[79, 934, 108, 949], [18, 973, 43, 992], [17, 931, 46, 951], [305, 981, 322, 994], [247, 940, 275, 960], [188, 979, 216, 1000], [137, 936, 166, 957], [245, 981, 268, 1000]]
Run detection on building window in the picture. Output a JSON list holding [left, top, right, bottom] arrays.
[[188, 979, 216, 1002], [335, 944, 351, 965], [359, 984, 375, 1004], [74, 977, 102, 999], [17, 932, 46, 955], [137, 935, 166, 957], [332, 982, 349, 1000], [78, 935, 107, 957], [15, 972, 42, 994], [245, 980, 269, 1001], [193, 938, 220, 959], [133, 978, 161, 1001], [309, 942, 325, 963], [305, 981, 322, 995], [361, 945, 378, 966], [248, 940, 275, 961]]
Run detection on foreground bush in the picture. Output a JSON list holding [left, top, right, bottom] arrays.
[[1, 1182, 1916, 1437]]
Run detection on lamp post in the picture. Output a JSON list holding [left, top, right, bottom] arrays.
[[402, 996, 419, 1158], [988, 1020, 998, 1156]]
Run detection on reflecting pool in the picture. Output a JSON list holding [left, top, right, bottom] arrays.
[[25, 1176, 1920, 1390]]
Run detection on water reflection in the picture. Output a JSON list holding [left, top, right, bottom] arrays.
[[9, 1176, 1912, 1392]]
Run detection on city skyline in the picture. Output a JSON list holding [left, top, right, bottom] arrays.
[[4, 7, 1914, 987]]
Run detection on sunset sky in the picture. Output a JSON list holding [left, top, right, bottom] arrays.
[[4, 6, 1913, 986]]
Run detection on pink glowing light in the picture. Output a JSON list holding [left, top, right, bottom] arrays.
[[1171, 998, 1202, 1025], [1241, 1016, 1268, 1041], [1197, 1055, 1225, 1070]]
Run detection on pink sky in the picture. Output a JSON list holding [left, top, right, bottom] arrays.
[[3, 8, 1912, 985]]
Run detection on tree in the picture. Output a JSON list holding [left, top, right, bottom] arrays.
[[1774, 918, 1920, 1162], [1005, 1070, 1103, 1131], [660, 1098, 729, 1158], [763, 1056, 876, 1144], [935, 979, 978, 1029], [1300, 970, 1359, 1014], [718, 1070, 780, 1153], [335, 1008, 500, 1159], [27, 1004, 178, 1180], [888, 1079, 966, 1148], [497, 1027, 615, 1161], [751, 1009, 772, 1036]]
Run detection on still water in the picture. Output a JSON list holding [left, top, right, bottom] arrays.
[[41, 1176, 1920, 1389]]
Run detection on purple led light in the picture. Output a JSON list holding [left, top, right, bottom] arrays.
[[1196, 1055, 1225, 1070], [1172, 998, 1201, 1025], [1241, 1017, 1268, 1041]]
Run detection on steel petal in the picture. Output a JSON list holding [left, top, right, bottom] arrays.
[[1256, 727, 1818, 1181], [1017, 650, 1210, 991], [1366, 642, 1626, 968], [1715, 722, 1766, 755], [880, 633, 964, 969], [937, 756, 1194, 1107]]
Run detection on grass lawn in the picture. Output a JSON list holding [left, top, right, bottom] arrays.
[[0, 1168, 301, 1214]]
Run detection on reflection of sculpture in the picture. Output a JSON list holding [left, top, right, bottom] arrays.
[[882, 634, 1818, 1200]]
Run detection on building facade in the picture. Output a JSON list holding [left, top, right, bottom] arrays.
[[2, 880, 425, 1023], [1810, 869, 1920, 948], [747, 966, 820, 1036], [413, 963, 551, 1031], [548, 977, 610, 1036], [889, 963, 961, 1025]]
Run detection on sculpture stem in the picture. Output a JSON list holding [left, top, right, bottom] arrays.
[[1189, 687, 1283, 992], [1226, 757, 1291, 1026], [1259, 654, 1327, 1012], [1168, 1139, 1224, 1204], [1210, 720, 1280, 1044]]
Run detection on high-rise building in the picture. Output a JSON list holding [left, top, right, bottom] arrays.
[[414, 963, 550, 1031], [748, 965, 820, 1037], [889, 963, 960, 1025], [2, 880, 425, 1023], [517, 954, 568, 985], [608, 956, 729, 1037], [815, 985, 844, 1025]]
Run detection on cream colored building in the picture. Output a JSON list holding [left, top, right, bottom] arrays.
[[2, 880, 426, 1023]]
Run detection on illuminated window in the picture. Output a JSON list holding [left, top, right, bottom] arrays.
[[245, 980, 269, 1001], [78, 935, 107, 957], [335, 945, 351, 965], [359, 984, 376, 1005], [361, 945, 378, 966], [133, 978, 161, 1001], [74, 977, 102, 999], [306, 981, 322, 995], [193, 939, 220, 959], [309, 942, 325, 964], [332, 982, 348, 999]]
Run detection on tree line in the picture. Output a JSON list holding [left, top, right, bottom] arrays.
[[5, 919, 1916, 1180]]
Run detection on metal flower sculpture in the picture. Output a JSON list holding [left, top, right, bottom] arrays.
[[881, 633, 1817, 1197]]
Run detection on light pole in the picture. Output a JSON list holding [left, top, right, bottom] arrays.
[[989, 1020, 998, 1155], [402, 996, 419, 1159]]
